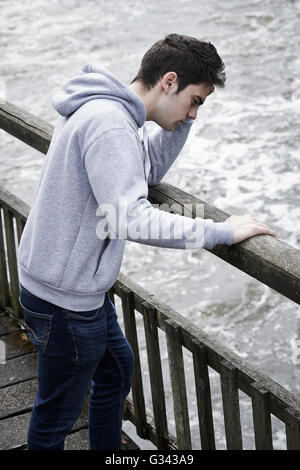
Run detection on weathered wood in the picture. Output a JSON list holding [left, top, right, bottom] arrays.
[[285, 407, 300, 450], [3, 209, 21, 320], [148, 183, 300, 306], [15, 217, 25, 244], [0, 354, 36, 389], [220, 360, 243, 449], [251, 381, 273, 450], [0, 186, 29, 221], [123, 397, 177, 450], [142, 301, 169, 449], [0, 208, 10, 309], [108, 288, 115, 306], [113, 274, 300, 426], [192, 341, 216, 449], [0, 101, 53, 154], [0, 370, 139, 451], [120, 286, 149, 439], [165, 318, 192, 449], [0, 378, 37, 418], [0, 312, 20, 337]]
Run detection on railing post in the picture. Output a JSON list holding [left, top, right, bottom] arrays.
[[142, 301, 169, 449], [0, 207, 10, 309], [251, 381, 273, 450], [108, 287, 115, 306], [285, 407, 300, 450], [15, 217, 25, 244], [192, 340, 216, 449], [120, 286, 149, 439], [220, 360, 243, 449], [3, 208, 22, 319], [165, 318, 192, 449]]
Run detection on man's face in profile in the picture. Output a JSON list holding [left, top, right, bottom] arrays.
[[157, 80, 214, 131]]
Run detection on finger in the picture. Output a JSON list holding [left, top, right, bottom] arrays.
[[255, 226, 276, 236]]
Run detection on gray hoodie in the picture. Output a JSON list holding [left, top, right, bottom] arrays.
[[18, 64, 233, 311]]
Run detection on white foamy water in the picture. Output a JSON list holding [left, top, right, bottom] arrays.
[[1, 0, 300, 449]]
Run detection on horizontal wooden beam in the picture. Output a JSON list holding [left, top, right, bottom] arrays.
[[0, 101, 53, 154], [0, 186, 29, 221], [148, 184, 300, 306]]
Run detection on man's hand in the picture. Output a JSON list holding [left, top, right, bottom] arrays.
[[225, 214, 276, 245]]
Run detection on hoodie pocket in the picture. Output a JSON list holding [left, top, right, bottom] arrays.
[[93, 238, 125, 292]]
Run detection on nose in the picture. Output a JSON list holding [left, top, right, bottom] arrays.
[[188, 107, 198, 120]]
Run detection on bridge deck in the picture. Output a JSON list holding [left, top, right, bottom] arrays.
[[0, 311, 139, 450]]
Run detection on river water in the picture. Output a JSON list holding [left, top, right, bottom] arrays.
[[1, 0, 300, 449]]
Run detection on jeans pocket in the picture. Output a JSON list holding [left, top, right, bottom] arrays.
[[68, 307, 101, 321], [67, 306, 107, 361], [19, 299, 52, 354]]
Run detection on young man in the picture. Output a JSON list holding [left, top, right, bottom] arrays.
[[18, 33, 275, 450]]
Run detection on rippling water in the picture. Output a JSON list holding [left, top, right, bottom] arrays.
[[1, 0, 300, 449]]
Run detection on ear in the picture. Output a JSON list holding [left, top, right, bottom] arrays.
[[161, 72, 178, 94]]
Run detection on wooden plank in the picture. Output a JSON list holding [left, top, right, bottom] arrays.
[[3, 425, 139, 451], [124, 397, 177, 450], [16, 217, 25, 244], [0, 412, 31, 450], [220, 360, 243, 449], [251, 381, 273, 450], [3, 209, 21, 320], [0, 353, 37, 389], [0, 378, 37, 418], [0, 101, 53, 155], [0, 313, 20, 337], [108, 288, 115, 306], [192, 340, 215, 449], [142, 301, 169, 449], [120, 286, 149, 439], [0, 330, 34, 360], [165, 318, 192, 449], [148, 183, 300, 306], [0, 186, 29, 221], [0, 207, 10, 309], [285, 407, 300, 450]]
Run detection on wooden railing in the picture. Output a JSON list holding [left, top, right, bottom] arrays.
[[0, 101, 300, 449]]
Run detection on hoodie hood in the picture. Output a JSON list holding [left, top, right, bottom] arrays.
[[52, 63, 146, 127]]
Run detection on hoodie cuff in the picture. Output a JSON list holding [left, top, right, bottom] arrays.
[[213, 221, 234, 247]]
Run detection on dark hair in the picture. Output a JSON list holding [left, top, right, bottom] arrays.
[[132, 33, 226, 92]]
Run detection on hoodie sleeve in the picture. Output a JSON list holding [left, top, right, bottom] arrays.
[[146, 119, 194, 186], [84, 128, 233, 250]]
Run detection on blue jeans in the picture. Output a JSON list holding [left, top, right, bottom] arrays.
[[19, 285, 134, 450]]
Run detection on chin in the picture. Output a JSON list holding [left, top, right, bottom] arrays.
[[155, 118, 175, 131], [161, 123, 175, 132]]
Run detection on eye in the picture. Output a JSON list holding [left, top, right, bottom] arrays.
[[192, 99, 202, 106]]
